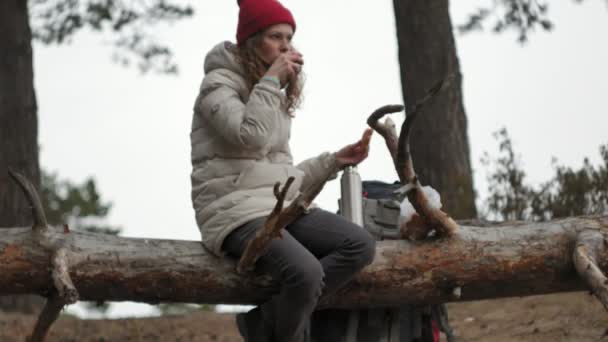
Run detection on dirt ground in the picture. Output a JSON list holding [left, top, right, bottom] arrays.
[[2, 292, 608, 341], [445, 292, 608, 342]]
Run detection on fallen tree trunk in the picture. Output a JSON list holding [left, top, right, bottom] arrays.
[[2, 216, 608, 308]]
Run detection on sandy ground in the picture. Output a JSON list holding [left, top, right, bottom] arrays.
[[2, 292, 608, 341], [445, 292, 608, 342]]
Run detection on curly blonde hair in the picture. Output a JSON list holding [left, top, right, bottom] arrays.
[[235, 33, 304, 114]]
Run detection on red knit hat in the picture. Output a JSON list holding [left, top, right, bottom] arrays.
[[236, 0, 296, 46]]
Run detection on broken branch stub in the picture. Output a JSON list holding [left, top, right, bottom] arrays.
[[8, 170, 80, 342], [573, 229, 608, 312], [51, 248, 79, 304], [8, 168, 48, 231]]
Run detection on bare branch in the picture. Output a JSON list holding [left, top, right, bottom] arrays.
[[8, 169, 48, 231], [397, 109, 418, 184], [27, 248, 79, 341], [391, 75, 459, 239], [397, 74, 456, 183], [573, 230, 608, 312], [6, 171, 79, 340], [367, 104, 404, 179], [397, 100, 459, 239], [27, 295, 64, 342], [405, 74, 455, 118], [51, 248, 79, 304], [237, 177, 295, 274], [237, 159, 339, 274]]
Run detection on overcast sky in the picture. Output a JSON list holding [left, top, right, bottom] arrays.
[[33, 1, 607, 317]]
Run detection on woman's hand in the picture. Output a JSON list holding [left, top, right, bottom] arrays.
[[335, 128, 373, 169], [264, 51, 303, 87]]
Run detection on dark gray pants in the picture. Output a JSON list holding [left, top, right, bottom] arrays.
[[223, 208, 376, 342]]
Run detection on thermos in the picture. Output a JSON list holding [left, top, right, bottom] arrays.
[[340, 165, 365, 341], [340, 165, 364, 227]]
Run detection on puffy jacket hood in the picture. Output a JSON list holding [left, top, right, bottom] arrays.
[[203, 41, 244, 76]]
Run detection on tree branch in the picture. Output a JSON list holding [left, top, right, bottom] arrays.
[[237, 177, 295, 274], [51, 248, 79, 304], [28, 295, 65, 342], [237, 159, 340, 273], [397, 102, 459, 239], [28, 248, 80, 342], [573, 229, 608, 312], [366, 104, 404, 179], [8, 170, 79, 342], [367, 75, 459, 240], [8, 169, 48, 232]]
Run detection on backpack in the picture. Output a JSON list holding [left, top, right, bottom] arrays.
[[311, 180, 455, 342]]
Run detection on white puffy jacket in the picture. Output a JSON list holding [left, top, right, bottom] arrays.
[[190, 41, 337, 256]]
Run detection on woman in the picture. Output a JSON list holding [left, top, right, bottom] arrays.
[[190, 1, 376, 341]]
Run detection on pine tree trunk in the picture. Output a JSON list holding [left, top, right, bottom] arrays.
[[392, 0, 477, 219], [0, 0, 44, 313]]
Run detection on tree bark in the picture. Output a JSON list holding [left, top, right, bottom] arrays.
[[0, 0, 44, 313], [1, 216, 607, 308], [392, 0, 476, 219]]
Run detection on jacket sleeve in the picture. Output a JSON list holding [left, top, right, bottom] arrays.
[[195, 71, 283, 150], [296, 152, 340, 192]]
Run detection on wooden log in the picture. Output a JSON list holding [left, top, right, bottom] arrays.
[[2, 216, 608, 308]]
